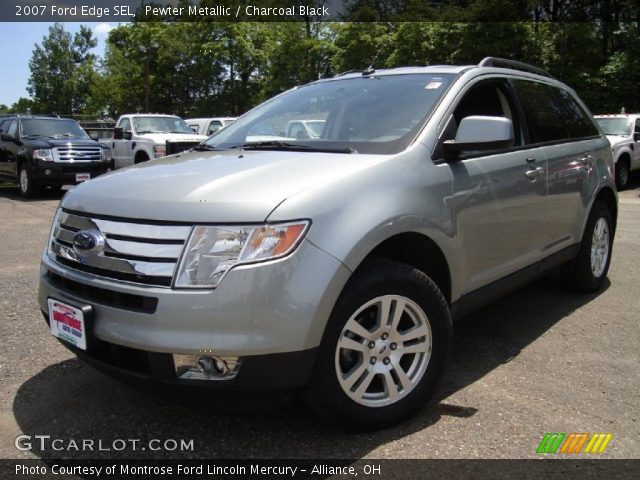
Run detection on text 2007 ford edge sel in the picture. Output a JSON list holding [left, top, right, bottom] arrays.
[[39, 58, 617, 428]]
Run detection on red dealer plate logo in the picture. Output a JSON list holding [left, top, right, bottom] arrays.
[[48, 299, 87, 350]]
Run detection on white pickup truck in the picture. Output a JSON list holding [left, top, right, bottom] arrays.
[[111, 114, 208, 169], [594, 114, 640, 189]]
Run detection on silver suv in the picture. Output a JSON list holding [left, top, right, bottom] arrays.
[[39, 58, 617, 428]]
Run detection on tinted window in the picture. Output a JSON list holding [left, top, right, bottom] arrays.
[[22, 119, 88, 139], [514, 80, 569, 143], [6, 120, 18, 137], [555, 89, 599, 138]]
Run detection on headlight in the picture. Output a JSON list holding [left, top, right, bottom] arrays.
[[101, 148, 112, 161], [174, 221, 310, 288], [34, 149, 53, 161], [154, 144, 166, 158], [45, 208, 62, 260]]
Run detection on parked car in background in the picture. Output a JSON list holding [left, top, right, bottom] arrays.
[[111, 114, 207, 169], [79, 119, 116, 150], [39, 58, 617, 428], [594, 114, 640, 189], [186, 117, 237, 136], [286, 119, 326, 139], [0, 115, 111, 197]]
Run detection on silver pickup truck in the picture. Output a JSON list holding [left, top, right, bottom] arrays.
[[39, 58, 617, 428]]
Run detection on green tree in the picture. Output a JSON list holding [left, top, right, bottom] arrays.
[[27, 23, 98, 115]]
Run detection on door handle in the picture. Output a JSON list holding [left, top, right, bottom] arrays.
[[525, 166, 544, 180]]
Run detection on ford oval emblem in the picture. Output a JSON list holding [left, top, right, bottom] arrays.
[[72, 229, 105, 255]]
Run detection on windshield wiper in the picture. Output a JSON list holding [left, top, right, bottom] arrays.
[[51, 133, 76, 138], [192, 144, 220, 151], [232, 141, 357, 154], [136, 130, 165, 134]]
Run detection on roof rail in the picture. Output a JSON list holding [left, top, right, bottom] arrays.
[[478, 57, 553, 79]]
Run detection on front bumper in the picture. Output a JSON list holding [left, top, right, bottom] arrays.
[[38, 239, 351, 389], [32, 160, 109, 186]]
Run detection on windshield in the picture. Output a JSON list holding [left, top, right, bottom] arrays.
[[133, 116, 194, 134], [21, 119, 89, 139], [596, 118, 632, 136], [205, 73, 455, 154]]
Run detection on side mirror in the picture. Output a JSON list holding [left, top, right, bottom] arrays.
[[123, 131, 132, 141], [443, 116, 514, 160], [113, 127, 123, 140]]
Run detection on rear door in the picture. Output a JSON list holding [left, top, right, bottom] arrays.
[[0, 120, 20, 178], [513, 79, 600, 249]]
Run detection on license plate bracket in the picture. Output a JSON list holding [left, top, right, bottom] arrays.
[[76, 173, 90, 182], [47, 298, 93, 351]]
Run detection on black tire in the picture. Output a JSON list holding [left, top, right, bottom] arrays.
[[134, 153, 149, 164], [615, 158, 629, 190], [562, 201, 614, 292], [18, 165, 40, 198], [306, 258, 452, 429]]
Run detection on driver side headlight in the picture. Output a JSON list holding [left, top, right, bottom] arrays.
[[174, 221, 310, 288]]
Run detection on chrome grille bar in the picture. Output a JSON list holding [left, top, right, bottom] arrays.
[[51, 211, 191, 286], [54, 146, 102, 162]]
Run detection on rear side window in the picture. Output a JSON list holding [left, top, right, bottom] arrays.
[[513, 80, 569, 143], [555, 88, 599, 138]]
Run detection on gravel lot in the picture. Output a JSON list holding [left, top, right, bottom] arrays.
[[0, 178, 638, 461]]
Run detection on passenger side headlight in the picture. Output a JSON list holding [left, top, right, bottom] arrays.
[[34, 149, 53, 161], [101, 148, 112, 161], [154, 144, 167, 158], [174, 221, 310, 288]]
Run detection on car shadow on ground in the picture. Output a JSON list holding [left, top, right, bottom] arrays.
[[12, 273, 609, 461], [0, 184, 67, 202]]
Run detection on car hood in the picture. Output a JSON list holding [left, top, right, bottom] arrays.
[[61, 149, 387, 223], [27, 137, 104, 149], [138, 132, 208, 143]]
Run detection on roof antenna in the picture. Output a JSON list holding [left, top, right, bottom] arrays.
[[363, 41, 387, 76]]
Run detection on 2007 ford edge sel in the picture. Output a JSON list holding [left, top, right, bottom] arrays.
[[39, 58, 617, 428]]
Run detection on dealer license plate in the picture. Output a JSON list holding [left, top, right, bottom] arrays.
[[48, 299, 87, 350], [76, 173, 90, 182]]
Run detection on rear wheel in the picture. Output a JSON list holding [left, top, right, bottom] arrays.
[[306, 259, 452, 429], [615, 158, 629, 190], [18, 166, 40, 198], [562, 201, 613, 292]]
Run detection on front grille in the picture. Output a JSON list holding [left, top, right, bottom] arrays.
[[50, 210, 191, 287], [166, 141, 201, 155], [54, 145, 102, 162], [46, 269, 158, 313]]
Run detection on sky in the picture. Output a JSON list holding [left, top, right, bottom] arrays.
[[0, 22, 122, 106]]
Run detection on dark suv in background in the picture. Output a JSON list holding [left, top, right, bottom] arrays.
[[0, 115, 111, 197]]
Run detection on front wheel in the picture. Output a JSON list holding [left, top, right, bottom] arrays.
[[306, 259, 452, 429], [18, 166, 40, 198], [562, 201, 614, 292]]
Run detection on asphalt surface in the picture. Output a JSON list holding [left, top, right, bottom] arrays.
[[0, 177, 639, 461]]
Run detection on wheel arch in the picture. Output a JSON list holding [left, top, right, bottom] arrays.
[[352, 232, 452, 305], [593, 186, 618, 233]]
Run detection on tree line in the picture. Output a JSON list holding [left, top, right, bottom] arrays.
[[2, 0, 639, 118]]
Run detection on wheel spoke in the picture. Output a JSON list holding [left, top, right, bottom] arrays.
[[376, 297, 392, 329], [392, 362, 413, 392], [400, 324, 429, 343], [382, 370, 400, 402], [353, 369, 375, 398], [399, 342, 428, 355], [342, 362, 368, 390], [344, 320, 375, 342], [338, 335, 368, 353], [388, 298, 406, 333]]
